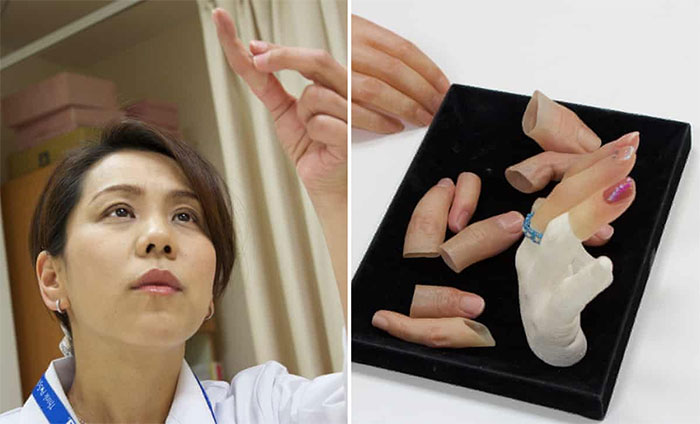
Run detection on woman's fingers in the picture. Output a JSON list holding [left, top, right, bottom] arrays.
[[439, 211, 524, 273], [352, 102, 404, 134], [410, 285, 485, 319], [562, 132, 640, 181], [447, 172, 481, 233], [297, 84, 347, 124], [212, 8, 294, 119], [530, 144, 637, 233], [569, 177, 636, 240], [353, 45, 444, 115], [505, 151, 581, 193], [306, 115, 347, 147], [403, 178, 454, 258], [371, 310, 495, 348], [251, 44, 347, 98], [353, 15, 450, 94], [353, 72, 433, 127], [522, 90, 601, 153]]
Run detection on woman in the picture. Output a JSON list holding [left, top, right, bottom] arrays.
[[0, 7, 347, 424]]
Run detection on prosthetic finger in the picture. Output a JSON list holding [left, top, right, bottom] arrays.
[[409, 284, 485, 319], [403, 178, 454, 257], [505, 151, 580, 193], [529, 144, 636, 233], [372, 310, 496, 348], [522, 90, 601, 153], [582, 224, 615, 246], [447, 172, 481, 233], [439, 211, 524, 272], [562, 132, 640, 181]]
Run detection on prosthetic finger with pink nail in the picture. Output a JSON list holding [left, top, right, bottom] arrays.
[[515, 145, 637, 366], [403, 178, 454, 257], [522, 90, 601, 153]]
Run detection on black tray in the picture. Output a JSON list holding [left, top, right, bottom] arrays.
[[351, 84, 691, 420]]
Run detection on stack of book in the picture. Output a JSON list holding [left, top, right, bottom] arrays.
[[123, 98, 182, 139], [1, 72, 124, 179]]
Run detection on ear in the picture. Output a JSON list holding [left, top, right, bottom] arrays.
[[36, 250, 70, 312]]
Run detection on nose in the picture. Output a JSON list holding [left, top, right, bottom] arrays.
[[136, 216, 177, 259]]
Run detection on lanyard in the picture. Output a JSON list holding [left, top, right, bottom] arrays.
[[33, 372, 217, 424], [32, 374, 76, 424], [194, 374, 218, 424]]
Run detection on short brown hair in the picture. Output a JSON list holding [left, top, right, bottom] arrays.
[[29, 119, 236, 335]]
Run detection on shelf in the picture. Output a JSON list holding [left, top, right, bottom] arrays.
[[0, 0, 226, 185]]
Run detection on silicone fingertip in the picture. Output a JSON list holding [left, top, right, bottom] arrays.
[[371, 312, 389, 331]]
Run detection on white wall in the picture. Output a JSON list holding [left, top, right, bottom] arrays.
[[0, 197, 22, 411]]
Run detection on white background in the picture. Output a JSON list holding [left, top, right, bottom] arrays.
[[350, 1, 700, 423]]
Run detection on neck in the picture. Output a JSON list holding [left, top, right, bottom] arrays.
[[67, 331, 185, 424]]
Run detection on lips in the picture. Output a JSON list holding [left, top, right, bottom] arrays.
[[132, 268, 183, 292]]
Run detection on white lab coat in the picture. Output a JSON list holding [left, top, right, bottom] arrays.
[[0, 337, 346, 423]]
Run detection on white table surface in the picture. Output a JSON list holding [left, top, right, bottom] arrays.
[[350, 1, 700, 423]]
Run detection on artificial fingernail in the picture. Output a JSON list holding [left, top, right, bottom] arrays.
[[604, 177, 634, 203], [372, 312, 388, 330], [596, 225, 614, 240], [252, 52, 269, 68], [460, 294, 485, 317], [437, 177, 453, 188], [613, 145, 635, 162], [496, 211, 524, 233], [456, 211, 469, 231], [417, 109, 433, 126], [616, 131, 640, 146]]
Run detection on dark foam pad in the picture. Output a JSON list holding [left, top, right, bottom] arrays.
[[351, 84, 691, 420]]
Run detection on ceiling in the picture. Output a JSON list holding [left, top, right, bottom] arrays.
[[0, 0, 115, 57], [0, 0, 197, 69]]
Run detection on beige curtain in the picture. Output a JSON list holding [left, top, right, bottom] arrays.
[[196, 0, 346, 379]]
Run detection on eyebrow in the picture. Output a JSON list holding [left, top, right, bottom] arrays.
[[89, 184, 200, 205]]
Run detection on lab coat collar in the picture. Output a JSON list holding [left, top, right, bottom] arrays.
[[19, 356, 216, 423]]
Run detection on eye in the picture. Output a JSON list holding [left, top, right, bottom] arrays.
[[174, 210, 199, 224], [106, 205, 134, 219]]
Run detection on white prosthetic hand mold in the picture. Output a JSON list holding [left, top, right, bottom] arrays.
[[515, 201, 614, 367]]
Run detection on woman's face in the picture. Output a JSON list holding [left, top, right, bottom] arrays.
[[56, 149, 216, 349]]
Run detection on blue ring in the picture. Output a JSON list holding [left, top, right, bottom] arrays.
[[523, 212, 542, 244]]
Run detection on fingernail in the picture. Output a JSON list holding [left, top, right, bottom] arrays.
[[612, 145, 635, 162], [438, 76, 450, 93], [456, 211, 469, 231], [616, 131, 640, 146], [430, 94, 444, 113], [460, 294, 485, 317], [250, 40, 268, 51], [604, 177, 634, 203], [596, 225, 614, 240], [372, 312, 388, 330], [252, 52, 269, 68], [437, 177, 453, 188], [496, 211, 524, 233], [385, 119, 404, 133], [417, 108, 433, 126]]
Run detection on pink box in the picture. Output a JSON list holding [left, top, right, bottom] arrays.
[[2, 72, 118, 128], [124, 99, 179, 128], [14, 106, 124, 149]]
